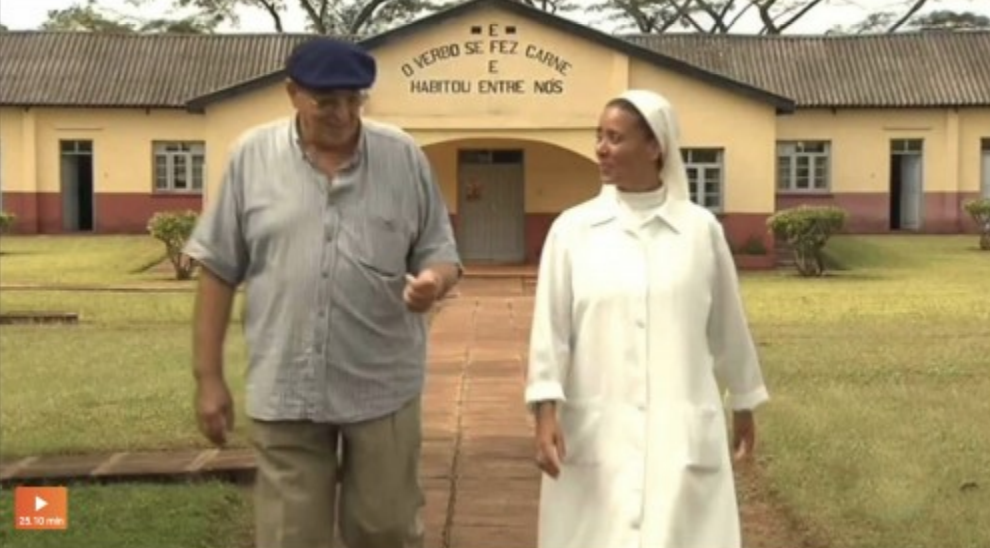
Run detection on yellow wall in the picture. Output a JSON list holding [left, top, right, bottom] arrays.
[[627, 60, 778, 214], [776, 108, 990, 194], [421, 137, 599, 215], [198, 3, 780, 213], [199, 85, 294, 202], [0, 108, 30, 192], [959, 108, 990, 194], [364, 5, 627, 130], [0, 106, 205, 194]]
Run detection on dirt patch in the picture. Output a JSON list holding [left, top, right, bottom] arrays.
[[737, 458, 830, 548]]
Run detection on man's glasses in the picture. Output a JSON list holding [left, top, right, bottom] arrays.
[[304, 91, 367, 112]]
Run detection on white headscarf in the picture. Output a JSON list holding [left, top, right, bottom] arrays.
[[612, 89, 692, 203]]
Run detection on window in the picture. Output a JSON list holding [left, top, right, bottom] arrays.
[[982, 138, 989, 199], [777, 141, 830, 192], [892, 139, 923, 154], [153, 142, 204, 193], [682, 148, 723, 211], [458, 149, 523, 165], [61, 141, 92, 154]]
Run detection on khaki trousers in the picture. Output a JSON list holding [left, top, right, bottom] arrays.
[[250, 397, 424, 548]]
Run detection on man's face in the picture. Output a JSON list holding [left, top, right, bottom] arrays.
[[288, 81, 365, 149]]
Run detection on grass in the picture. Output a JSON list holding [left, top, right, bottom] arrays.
[[0, 235, 180, 287], [0, 481, 252, 548], [1, 233, 988, 548], [742, 235, 990, 548], [0, 291, 249, 458]]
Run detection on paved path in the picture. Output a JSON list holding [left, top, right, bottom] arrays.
[[418, 278, 538, 548]]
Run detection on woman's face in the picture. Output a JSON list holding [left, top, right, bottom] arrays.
[[594, 105, 662, 187]]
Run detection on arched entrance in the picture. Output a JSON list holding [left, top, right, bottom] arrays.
[[420, 136, 600, 264]]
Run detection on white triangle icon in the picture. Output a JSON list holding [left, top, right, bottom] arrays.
[[34, 496, 48, 512]]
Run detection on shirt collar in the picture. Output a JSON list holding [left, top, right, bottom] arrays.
[[586, 184, 685, 234], [290, 116, 367, 171]]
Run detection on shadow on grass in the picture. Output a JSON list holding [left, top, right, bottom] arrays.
[[129, 252, 169, 275]]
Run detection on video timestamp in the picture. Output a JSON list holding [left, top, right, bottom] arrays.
[[19, 515, 66, 528]]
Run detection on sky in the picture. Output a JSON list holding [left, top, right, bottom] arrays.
[[0, 0, 987, 34]]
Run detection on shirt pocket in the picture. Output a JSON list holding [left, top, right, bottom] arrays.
[[683, 404, 728, 473], [558, 399, 604, 467], [354, 214, 410, 278]]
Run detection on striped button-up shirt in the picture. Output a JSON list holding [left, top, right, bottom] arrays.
[[183, 117, 461, 424]]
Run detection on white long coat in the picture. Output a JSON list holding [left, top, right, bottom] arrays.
[[525, 187, 770, 548]]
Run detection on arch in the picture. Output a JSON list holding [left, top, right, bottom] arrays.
[[416, 135, 600, 264]]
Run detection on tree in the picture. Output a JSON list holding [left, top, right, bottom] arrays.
[[156, 0, 432, 35], [591, 0, 983, 35], [829, 0, 990, 34], [42, 0, 220, 33], [156, 0, 577, 36], [588, 0, 834, 34], [910, 10, 990, 31]]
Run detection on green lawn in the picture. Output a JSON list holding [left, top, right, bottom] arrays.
[[0, 235, 184, 287], [745, 235, 990, 548], [0, 482, 252, 548], [1, 234, 988, 548], [0, 291, 249, 458]]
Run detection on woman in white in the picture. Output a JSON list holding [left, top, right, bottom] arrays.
[[525, 89, 770, 548]]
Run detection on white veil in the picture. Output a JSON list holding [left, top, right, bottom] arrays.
[[611, 89, 692, 204]]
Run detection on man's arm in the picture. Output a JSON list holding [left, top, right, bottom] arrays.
[[408, 145, 463, 294], [183, 149, 250, 383], [192, 269, 237, 382]]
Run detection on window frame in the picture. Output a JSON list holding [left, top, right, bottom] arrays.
[[777, 140, 831, 194], [152, 141, 205, 194], [681, 147, 724, 213]]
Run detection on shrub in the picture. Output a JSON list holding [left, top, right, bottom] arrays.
[[735, 234, 768, 255], [962, 197, 990, 251], [767, 205, 848, 277], [0, 211, 15, 234], [147, 210, 199, 280]]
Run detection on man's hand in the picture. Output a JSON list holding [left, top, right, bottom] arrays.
[[195, 376, 234, 446], [404, 270, 442, 313], [732, 410, 757, 462], [535, 402, 566, 479]]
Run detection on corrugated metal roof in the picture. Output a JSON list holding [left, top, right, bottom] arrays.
[[0, 32, 318, 108], [1, 26, 988, 109], [624, 31, 990, 107]]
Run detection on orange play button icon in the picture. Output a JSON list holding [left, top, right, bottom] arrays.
[[14, 486, 68, 530]]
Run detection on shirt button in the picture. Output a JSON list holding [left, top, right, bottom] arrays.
[[322, 270, 329, 278], [635, 318, 645, 328]]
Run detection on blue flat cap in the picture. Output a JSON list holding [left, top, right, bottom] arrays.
[[286, 38, 376, 91]]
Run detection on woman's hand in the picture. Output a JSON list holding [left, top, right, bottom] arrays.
[[732, 410, 757, 462], [535, 402, 567, 479]]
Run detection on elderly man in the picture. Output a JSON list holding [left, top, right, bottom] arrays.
[[183, 37, 462, 548]]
